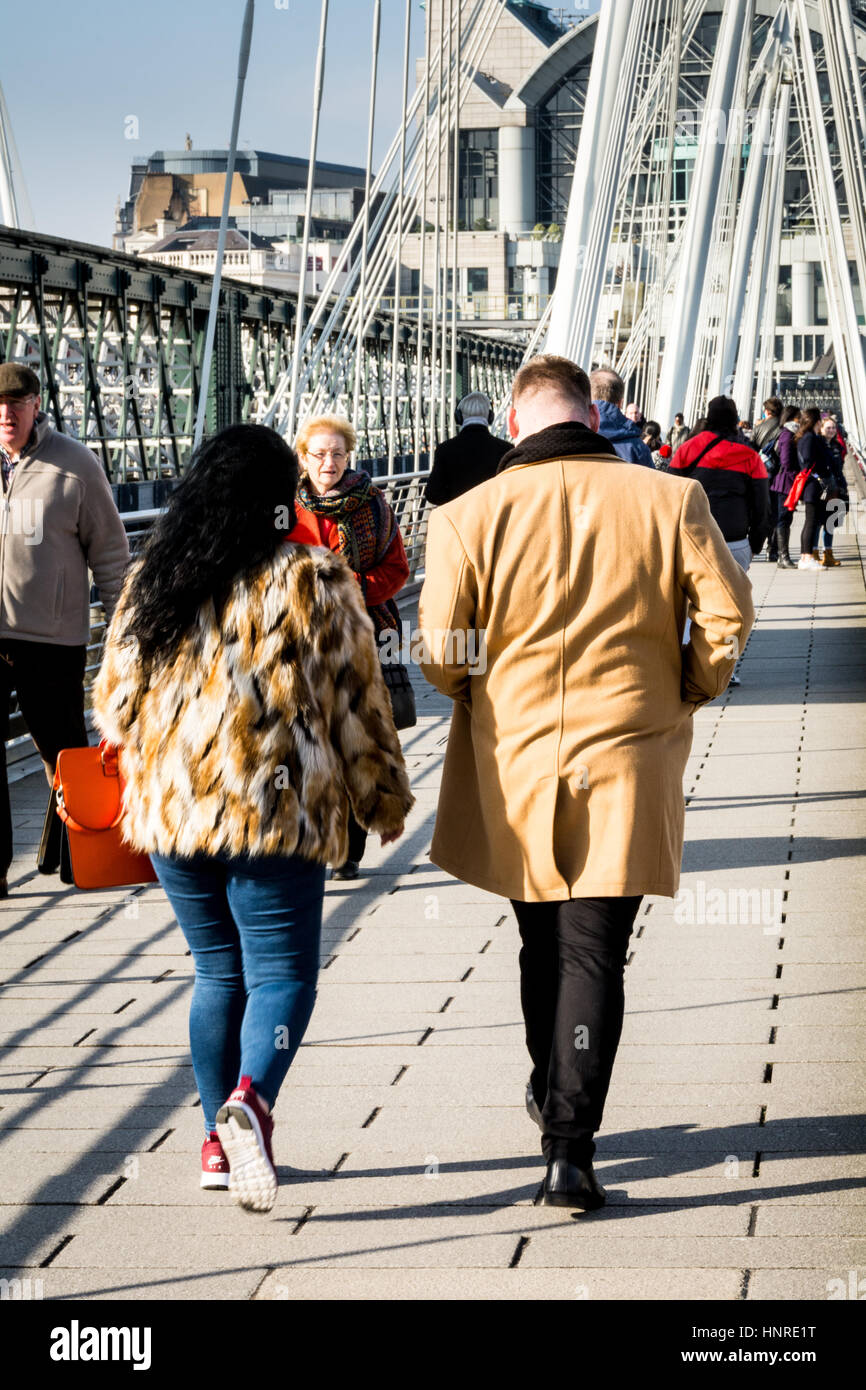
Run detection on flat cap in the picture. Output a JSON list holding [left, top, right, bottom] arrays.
[[0, 363, 41, 398]]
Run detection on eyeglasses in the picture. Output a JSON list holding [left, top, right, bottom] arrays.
[[0, 396, 38, 411], [307, 449, 347, 463]]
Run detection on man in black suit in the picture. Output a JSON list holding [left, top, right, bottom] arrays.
[[424, 392, 511, 506]]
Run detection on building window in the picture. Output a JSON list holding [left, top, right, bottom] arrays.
[[535, 59, 593, 223], [850, 262, 865, 324], [467, 267, 489, 296], [775, 335, 784, 360], [814, 264, 829, 325], [793, 334, 802, 361], [777, 266, 792, 327], [458, 130, 498, 230]]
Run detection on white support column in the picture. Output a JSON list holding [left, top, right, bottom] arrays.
[[653, 0, 752, 429], [791, 0, 866, 446], [546, 0, 650, 366], [754, 83, 790, 416], [715, 12, 790, 398], [498, 125, 535, 234], [733, 81, 789, 416]]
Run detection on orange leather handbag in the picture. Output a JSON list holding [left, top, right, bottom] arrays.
[[52, 743, 157, 891]]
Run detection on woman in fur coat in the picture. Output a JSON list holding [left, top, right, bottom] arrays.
[[93, 424, 414, 1212]]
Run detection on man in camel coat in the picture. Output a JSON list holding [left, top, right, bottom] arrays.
[[419, 354, 754, 1209]]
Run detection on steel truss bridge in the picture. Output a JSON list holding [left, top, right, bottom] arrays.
[[0, 226, 521, 485]]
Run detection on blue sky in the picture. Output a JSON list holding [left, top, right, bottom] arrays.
[[3, 0, 427, 247], [4, 1, 599, 250]]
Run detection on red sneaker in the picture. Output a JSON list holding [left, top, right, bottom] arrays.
[[200, 1132, 230, 1190], [215, 1075, 277, 1213]]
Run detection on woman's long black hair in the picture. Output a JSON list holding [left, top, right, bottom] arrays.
[[121, 424, 298, 669]]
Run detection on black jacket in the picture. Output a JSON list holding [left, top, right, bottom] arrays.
[[797, 432, 836, 506], [669, 430, 771, 551], [424, 426, 512, 506]]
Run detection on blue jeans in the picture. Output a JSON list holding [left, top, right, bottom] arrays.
[[151, 852, 326, 1135]]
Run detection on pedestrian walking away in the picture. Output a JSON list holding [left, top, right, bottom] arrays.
[[424, 392, 511, 506], [419, 354, 754, 1210], [93, 424, 413, 1211], [0, 363, 130, 897], [292, 414, 410, 881], [591, 369, 654, 469], [669, 395, 769, 681], [752, 397, 785, 559]]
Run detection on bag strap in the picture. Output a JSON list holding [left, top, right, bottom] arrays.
[[682, 434, 726, 474]]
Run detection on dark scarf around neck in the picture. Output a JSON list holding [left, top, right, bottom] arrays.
[[297, 467, 400, 635], [497, 421, 619, 473]]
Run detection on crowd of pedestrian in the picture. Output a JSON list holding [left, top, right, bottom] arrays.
[[644, 393, 851, 572], [0, 350, 852, 1218]]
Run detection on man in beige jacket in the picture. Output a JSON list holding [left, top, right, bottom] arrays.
[[419, 355, 754, 1208], [0, 363, 130, 893]]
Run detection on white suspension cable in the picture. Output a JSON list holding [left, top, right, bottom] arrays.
[[351, 0, 382, 443], [387, 0, 413, 469], [414, 0, 434, 470], [286, 0, 329, 442], [193, 0, 255, 451]]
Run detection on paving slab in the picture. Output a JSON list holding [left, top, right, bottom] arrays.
[[251, 1267, 744, 1299]]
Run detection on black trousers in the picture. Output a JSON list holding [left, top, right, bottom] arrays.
[[767, 493, 781, 553], [801, 499, 825, 555], [511, 895, 642, 1163], [0, 640, 88, 878], [345, 810, 368, 865]]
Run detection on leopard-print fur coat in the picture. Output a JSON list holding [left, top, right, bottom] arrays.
[[92, 542, 414, 864]]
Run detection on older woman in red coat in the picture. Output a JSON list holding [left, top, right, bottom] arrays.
[[291, 414, 409, 879]]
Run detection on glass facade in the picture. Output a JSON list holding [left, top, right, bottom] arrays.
[[535, 57, 592, 224], [532, 9, 865, 229], [458, 130, 499, 230]]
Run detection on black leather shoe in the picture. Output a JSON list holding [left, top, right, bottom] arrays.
[[525, 1080, 543, 1130], [538, 1156, 606, 1210], [332, 860, 360, 881]]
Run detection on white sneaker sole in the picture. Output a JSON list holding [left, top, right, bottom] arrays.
[[216, 1100, 277, 1213], [200, 1170, 231, 1190]]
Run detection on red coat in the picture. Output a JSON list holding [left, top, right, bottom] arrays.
[[286, 503, 409, 605]]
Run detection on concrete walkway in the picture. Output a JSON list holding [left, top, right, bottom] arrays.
[[1, 528, 865, 1302]]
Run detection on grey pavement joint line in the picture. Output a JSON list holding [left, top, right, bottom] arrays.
[[39, 1234, 75, 1269]]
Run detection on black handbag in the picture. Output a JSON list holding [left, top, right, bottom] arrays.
[[380, 655, 417, 730], [37, 784, 74, 884]]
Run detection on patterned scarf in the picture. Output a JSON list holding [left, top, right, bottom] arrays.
[[297, 468, 400, 634]]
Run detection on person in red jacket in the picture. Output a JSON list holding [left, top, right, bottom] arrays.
[[293, 414, 409, 879], [669, 396, 769, 686], [669, 396, 771, 568]]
